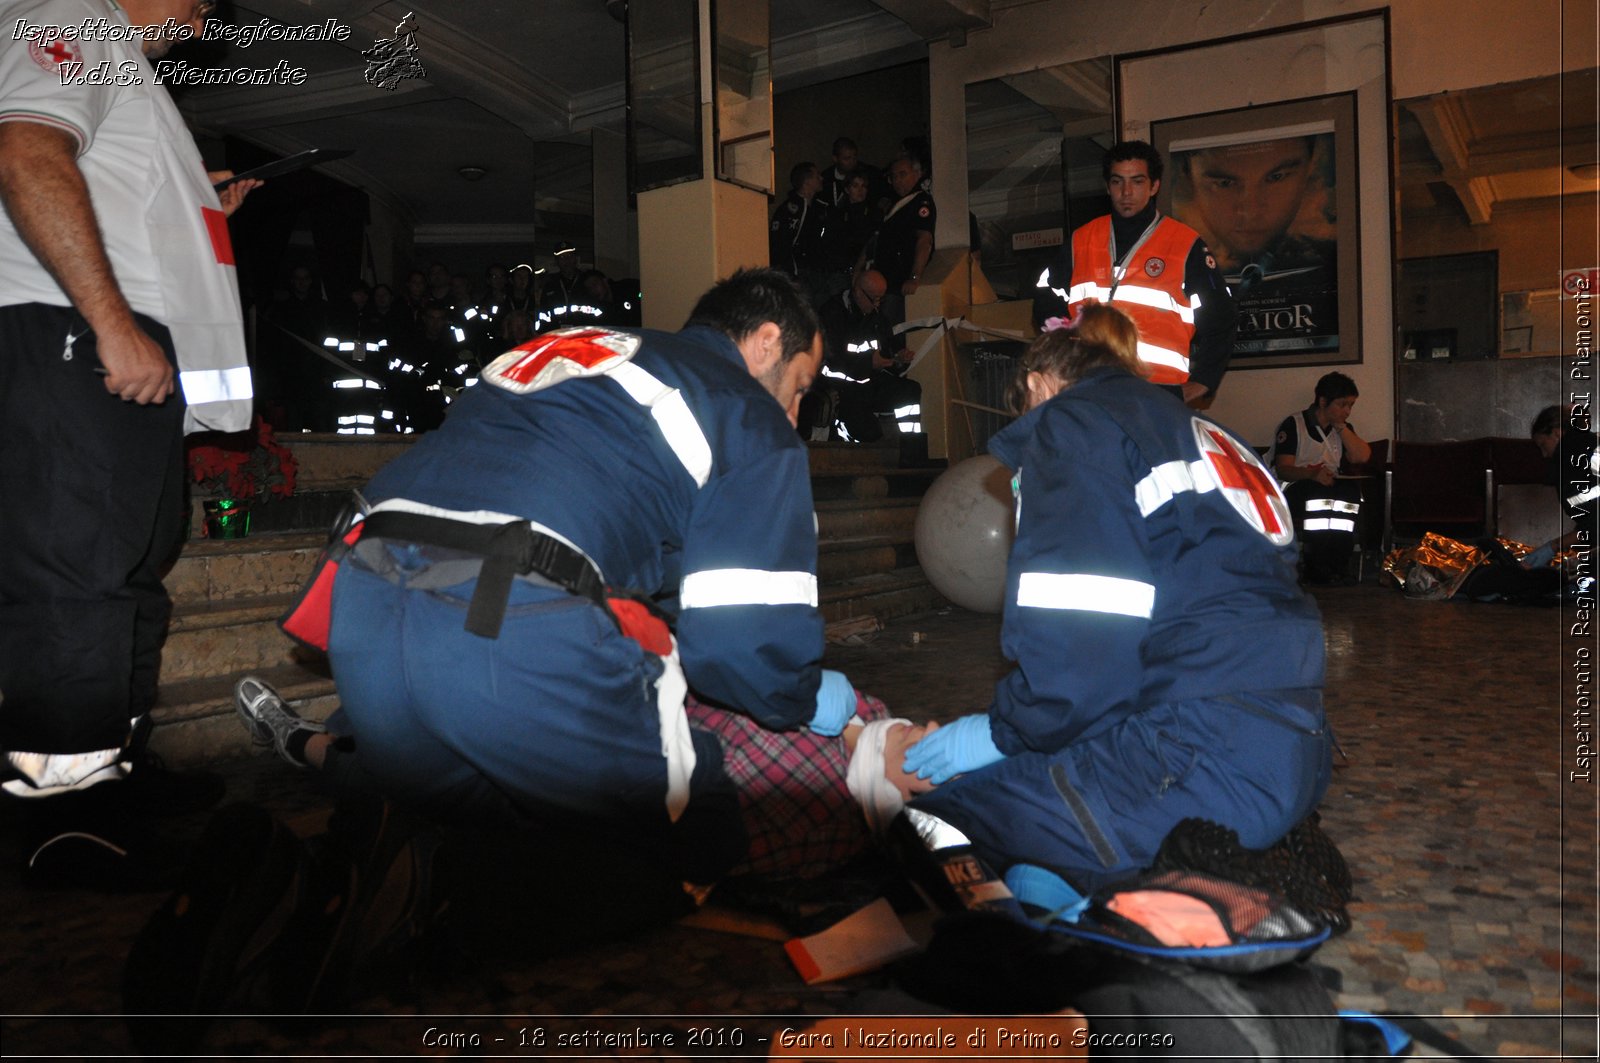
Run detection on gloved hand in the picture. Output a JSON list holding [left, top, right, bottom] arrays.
[[807, 669, 856, 736], [1522, 541, 1557, 569], [901, 713, 1005, 785]]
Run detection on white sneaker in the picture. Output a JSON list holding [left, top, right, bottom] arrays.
[[234, 677, 326, 770]]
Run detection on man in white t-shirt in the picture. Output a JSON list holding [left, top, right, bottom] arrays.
[[0, 0, 259, 889], [1269, 371, 1374, 584]]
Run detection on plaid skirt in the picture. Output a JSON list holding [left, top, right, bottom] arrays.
[[687, 690, 890, 878]]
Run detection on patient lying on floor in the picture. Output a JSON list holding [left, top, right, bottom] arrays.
[[685, 690, 934, 880]]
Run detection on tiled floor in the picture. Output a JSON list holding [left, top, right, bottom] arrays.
[[2, 583, 1596, 1058]]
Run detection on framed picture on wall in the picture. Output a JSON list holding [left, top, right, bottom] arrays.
[[1151, 93, 1361, 369]]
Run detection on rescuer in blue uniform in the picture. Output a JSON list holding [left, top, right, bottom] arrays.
[[904, 304, 1330, 896], [324, 269, 853, 885]]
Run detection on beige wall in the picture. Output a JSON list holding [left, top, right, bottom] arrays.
[[925, 0, 1592, 447], [1402, 197, 1599, 296], [638, 178, 770, 330]]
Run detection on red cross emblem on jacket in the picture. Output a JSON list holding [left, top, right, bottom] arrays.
[[1193, 419, 1294, 546]]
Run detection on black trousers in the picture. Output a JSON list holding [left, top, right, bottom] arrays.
[[0, 303, 187, 757], [833, 372, 921, 443], [1284, 477, 1362, 582]]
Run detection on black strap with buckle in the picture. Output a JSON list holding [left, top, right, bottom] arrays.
[[360, 510, 606, 639]]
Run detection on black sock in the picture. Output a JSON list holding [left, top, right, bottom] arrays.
[[284, 730, 314, 768]]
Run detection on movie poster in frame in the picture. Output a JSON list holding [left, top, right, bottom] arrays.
[[1151, 93, 1360, 368]]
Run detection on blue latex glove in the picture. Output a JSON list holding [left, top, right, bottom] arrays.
[[807, 669, 856, 736], [902, 713, 1005, 784], [1523, 542, 1557, 569]]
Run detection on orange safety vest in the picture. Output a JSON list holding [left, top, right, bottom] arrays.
[[1067, 215, 1201, 386]]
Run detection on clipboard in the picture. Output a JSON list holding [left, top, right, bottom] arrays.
[[213, 149, 354, 191]]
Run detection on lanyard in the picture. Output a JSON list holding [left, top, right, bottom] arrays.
[[1106, 213, 1162, 303], [883, 191, 919, 221]]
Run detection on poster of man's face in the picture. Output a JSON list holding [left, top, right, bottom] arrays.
[[1166, 127, 1341, 358], [1170, 133, 1336, 280]]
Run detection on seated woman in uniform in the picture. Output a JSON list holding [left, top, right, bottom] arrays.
[[1269, 372, 1373, 584], [900, 304, 1331, 901]]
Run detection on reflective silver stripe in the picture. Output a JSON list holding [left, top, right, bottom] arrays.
[[1016, 572, 1155, 618], [1111, 283, 1198, 324], [822, 365, 871, 385], [1136, 339, 1189, 374], [1067, 281, 1107, 303], [606, 362, 714, 488], [652, 635, 696, 823], [893, 403, 921, 419], [1304, 517, 1356, 533], [680, 568, 818, 609], [3, 748, 126, 797], [1134, 458, 1213, 517], [1306, 498, 1360, 514], [1071, 280, 1196, 323], [179, 366, 253, 405]]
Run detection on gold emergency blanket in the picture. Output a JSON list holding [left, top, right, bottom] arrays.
[[1381, 533, 1533, 599]]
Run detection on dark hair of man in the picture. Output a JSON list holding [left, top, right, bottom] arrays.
[[1102, 140, 1165, 184], [1314, 371, 1358, 404], [685, 268, 820, 364], [1531, 404, 1564, 438], [790, 161, 817, 191], [832, 137, 857, 155]]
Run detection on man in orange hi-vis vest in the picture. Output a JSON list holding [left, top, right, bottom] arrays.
[[1035, 141, 1236, 408]]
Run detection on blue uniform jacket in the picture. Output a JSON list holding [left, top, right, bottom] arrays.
[[361, 324, 824, 731], [984, 367, 1324, 754]]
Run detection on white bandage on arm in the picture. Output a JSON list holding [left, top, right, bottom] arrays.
[[845, 718, 913, 834]]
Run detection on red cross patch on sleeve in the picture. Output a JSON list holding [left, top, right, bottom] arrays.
[[1193, 418, 1293, 546], [29, 37, 82, 73], [481, 327, 641, 394]]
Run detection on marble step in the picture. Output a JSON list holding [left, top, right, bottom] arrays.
[[816, 496, 921, 540], [162, 593, 312, 684], [819, 566, 946, 624], [805, 438, 903, 475], [165, 530, 324, 606], [818, 536, 915, 583], [810, 466, 944, 502], [281, 432, 415, 490]]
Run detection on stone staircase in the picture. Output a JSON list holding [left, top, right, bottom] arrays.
[[150, 434, 947, 766]]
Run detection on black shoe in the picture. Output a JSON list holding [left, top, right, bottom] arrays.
[[121, 753, 227, 818], [123, 804, 305, 1054]]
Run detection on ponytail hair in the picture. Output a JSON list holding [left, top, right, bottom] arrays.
[[1007, 303, 1142, 414]]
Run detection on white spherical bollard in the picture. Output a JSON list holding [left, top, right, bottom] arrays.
[[913, 454, 1015, 613]]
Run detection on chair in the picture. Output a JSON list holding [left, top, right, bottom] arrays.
[[1384, 438, 1493, 551], [1343, 438, 1388, 578], [1490, 436, 1561, 544]]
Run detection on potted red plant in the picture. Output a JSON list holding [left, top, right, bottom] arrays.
[[185, 416, 298, 538]]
